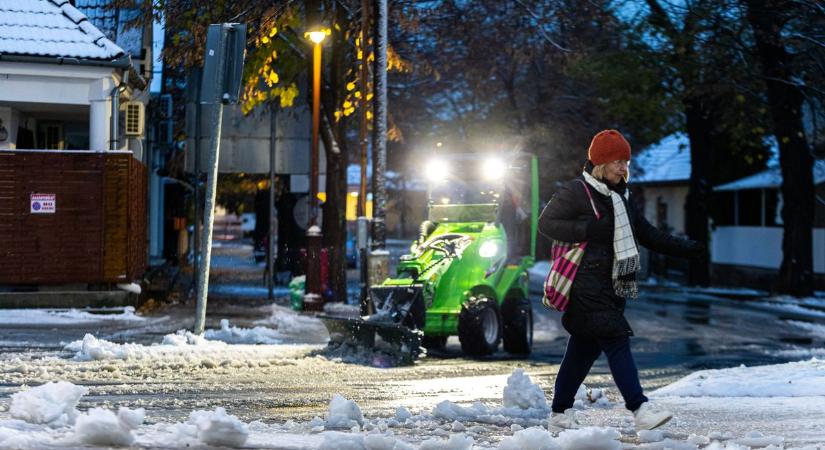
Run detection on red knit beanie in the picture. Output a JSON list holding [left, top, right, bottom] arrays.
[[587, 129, 631, 165]]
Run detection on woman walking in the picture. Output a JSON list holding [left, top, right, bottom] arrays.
[[539, 129, 703, 431]]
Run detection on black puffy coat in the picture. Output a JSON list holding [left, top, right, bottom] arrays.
[[538, 172, 699, 338]]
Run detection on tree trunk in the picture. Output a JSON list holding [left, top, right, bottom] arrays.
[[745, 0, 815, 296], [320, 1, 349, 303], [683, 97, 712, 286], [371, 0, 388, 250]]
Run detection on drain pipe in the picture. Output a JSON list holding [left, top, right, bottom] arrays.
[[109, 70, 129, 150]]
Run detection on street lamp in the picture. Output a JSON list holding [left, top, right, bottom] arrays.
[[303, 27, 328, 311]]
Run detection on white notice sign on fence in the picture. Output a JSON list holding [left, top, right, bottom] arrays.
[[30, 193, 55, 214]]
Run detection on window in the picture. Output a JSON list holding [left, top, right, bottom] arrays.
[[712, 191, 735, 226]]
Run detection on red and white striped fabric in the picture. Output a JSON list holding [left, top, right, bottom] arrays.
[[542, 180, 601, 312]]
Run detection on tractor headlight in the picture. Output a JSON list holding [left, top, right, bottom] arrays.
[[481, 157, 506, 181], [425, 159, 449, 184], [479, 240, 500, 258]]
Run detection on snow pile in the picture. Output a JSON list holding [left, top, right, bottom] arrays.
[[68, 334, 147, 361], [498, 426, 556, 450], [574, 385, 612, 408], [0, 307, 144, 325], [326, 394, 364, 429], [419, 433, 474, 450], [318, 431, 415, 450], [433, 368, 551, 425], [502, 369, 549, 411], [204, 319, 285, 344], [10, 381, 87, 427], [257, 305, 330, 343], [64, 329, 321, 363], [652, 359, 825, 397], [161, 329, 209, 346], [497, 426, 621, 450], [181, 407, 249, 448], [556, 427, 621, 450], [730, 431, 784, 447], [73, 407, 144, 446]]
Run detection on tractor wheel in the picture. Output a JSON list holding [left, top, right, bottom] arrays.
[[458, 295, 502, 357], [502, 296, 533, 356], [422, 335, 448, 350]]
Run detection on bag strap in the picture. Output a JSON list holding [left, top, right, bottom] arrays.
[[575, 179, 601, 220]]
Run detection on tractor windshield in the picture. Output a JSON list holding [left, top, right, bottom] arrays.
[[427, 180, 502, 222]]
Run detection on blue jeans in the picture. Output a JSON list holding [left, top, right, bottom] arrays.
[[551, 334, 647, 412]]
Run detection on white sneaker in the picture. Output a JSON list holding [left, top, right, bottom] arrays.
[[633, 402, 673, 431], [548, 409, 580, 430]]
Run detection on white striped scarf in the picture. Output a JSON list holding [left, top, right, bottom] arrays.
[[582, 171, 639, 298]]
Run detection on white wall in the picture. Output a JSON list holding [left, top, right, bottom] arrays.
[[640, 185, 689, 234], [712, 226, 824, 274], [0, 62, 119, 151]]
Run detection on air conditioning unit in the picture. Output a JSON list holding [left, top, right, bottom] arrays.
[[123, 101, 145, 136]]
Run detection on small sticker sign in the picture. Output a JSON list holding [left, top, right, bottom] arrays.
[[31, 193, 56, 214]]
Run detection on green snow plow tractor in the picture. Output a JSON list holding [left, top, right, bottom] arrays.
[[319, 152, 539, 362]]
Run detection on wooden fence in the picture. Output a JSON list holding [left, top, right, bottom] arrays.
[[0, 150, 147, 284]]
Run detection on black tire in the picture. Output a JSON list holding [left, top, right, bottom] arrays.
[[458, 295, 502, 356], [422, 335, 448, 350], [502, 296, 533, 356]]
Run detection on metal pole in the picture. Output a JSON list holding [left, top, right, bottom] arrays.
[[310, 42, 322, 228], [267, 105, 277, 299], [192, 99, 201, 291], [193, 33, 227, 335]]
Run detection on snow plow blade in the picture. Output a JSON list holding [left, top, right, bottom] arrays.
[[318, 285, 426, 365]]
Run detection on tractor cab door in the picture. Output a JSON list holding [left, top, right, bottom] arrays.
[[497, 153, 538, 264]]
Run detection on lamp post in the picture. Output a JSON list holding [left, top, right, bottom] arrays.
[[303, 28, 327, 311]]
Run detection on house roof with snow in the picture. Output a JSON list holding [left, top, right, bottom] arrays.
[[715, 160, 825, 191], [633, 133, 692, 185], [0, 0, 128, 67], [74, 0, 144, 57]]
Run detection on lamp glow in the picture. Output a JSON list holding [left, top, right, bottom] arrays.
[[307, 31, 327, 44], [481, 157, 506, 180], [425, 159, 449, 184]]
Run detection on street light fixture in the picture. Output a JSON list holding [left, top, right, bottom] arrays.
[[303, 26, 328, 311]]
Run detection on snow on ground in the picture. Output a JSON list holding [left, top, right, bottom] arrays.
[[651, 359, 825, 397], [0, 307, 145, 325], [3, 360, 825, 448]]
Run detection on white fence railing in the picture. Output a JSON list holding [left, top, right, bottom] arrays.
[[712, 226, 824, 273]]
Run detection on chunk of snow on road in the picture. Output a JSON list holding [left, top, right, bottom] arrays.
[[419, 433, 474, 450], [502, 369, 549, 411], [638, 429, 664, 443], [161, 329, 209, 346], [556, 427, 621, 450], [73, 407, 144, 446], [730, 431, 784, 447], [257, 305, 331, 343], [67, 334, 146, 361], [184, 407, 248, 448], [395, 406, 412, 422], [10, 381, 87, 427], [205, 319, 284, 344], [327, 394, 364, 429], [498, 426, 558, 450], [652, 359, 825, 397]]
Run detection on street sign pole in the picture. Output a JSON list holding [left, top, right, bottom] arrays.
[[194, 23, 246, 335]]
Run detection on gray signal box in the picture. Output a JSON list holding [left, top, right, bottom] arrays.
[[200, 23, 247, 105]]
